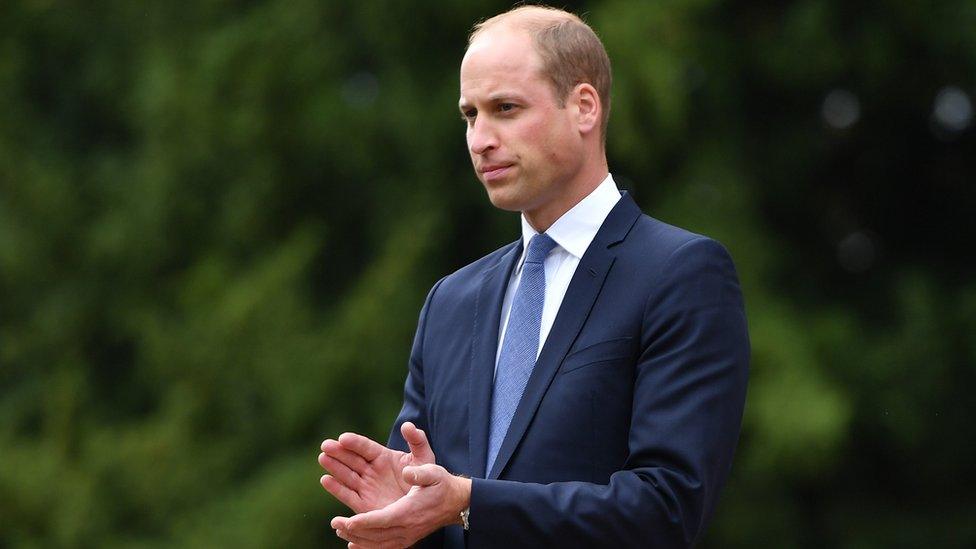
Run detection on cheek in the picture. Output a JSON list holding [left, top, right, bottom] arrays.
[[534, 126, 566, 164], [547, 119, 578, 156], [516, 120, 555, 157]]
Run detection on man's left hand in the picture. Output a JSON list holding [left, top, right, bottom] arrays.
[[319, 422, 435, 514], [331, 463, 472, 549]]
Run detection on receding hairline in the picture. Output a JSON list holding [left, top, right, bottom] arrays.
[[469, 5, 584, 45]]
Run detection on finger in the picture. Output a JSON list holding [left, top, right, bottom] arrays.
[[319, 453, 363, 489], [345, 506, 396, 531], [342, 532, 401, 549], [338, 531, 386, 549], [320, 475, 362, 510], [338, 526, 398, 547], [332, 515, 351, 531], [402, 463, 443, 487], [348, 536, 401, 549], [337, 432, 387, 462], [347, 543, 385, 549], [335, 528, 363, 544], [338, 525, 399, 543], [323, 440, 372, 473], [401, 422, 435, 463]]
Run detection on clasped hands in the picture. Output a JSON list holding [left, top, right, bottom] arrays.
[[318, 422, 472, 548]]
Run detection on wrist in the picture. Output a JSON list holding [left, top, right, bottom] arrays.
[[453, 475, 472, 528]]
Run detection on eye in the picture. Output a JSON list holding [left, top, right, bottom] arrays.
[[461, 108, 477, 123], [498, 103, 517, 113]]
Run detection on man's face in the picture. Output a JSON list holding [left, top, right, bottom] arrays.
[[459, 28, 585, 217]]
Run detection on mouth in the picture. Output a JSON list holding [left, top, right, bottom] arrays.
[[479, 164, 514, 183]]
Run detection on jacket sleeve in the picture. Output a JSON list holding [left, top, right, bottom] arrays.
[[387, 277, 444, 453], [467, 238, 750, 548], [385, 277, 452, 549]]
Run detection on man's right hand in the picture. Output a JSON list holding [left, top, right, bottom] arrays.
[[318, 422, 436, 514]]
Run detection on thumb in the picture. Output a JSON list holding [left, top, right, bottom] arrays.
[[401, 422, 436, 464], [403, 464, 443, 487]]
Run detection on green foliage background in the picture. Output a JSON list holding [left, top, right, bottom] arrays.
[[1, 0, 974, 547]]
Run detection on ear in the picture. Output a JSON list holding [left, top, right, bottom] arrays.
[[573, 83, 601, 136]]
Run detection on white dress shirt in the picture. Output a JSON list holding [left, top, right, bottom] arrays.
[[495, 174, 622, 367]]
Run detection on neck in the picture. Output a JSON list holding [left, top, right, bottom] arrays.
[[523, 160, 608, 233]]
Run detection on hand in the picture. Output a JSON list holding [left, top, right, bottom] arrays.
[[332, 463, 472, 549], [319, 422, 435, 513]]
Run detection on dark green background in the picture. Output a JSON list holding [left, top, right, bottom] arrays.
[[1, 1, 974, 547]]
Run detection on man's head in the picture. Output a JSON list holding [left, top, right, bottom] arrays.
[[469, 6, 612, 140], [459, 5, 613, 230]]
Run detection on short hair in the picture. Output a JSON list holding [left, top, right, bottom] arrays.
[[469, 5, 612, 143]]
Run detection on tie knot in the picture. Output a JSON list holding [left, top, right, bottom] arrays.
[[524, 233, 557, 264]]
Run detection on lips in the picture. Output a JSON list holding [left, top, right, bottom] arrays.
[[479, 163, 514, 183]]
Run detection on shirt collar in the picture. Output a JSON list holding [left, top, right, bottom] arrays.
[[517, 173, 621, 268]]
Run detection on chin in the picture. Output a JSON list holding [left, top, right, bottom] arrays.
[[484, 187, 526, 213]]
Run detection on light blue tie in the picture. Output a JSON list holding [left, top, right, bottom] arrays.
[[486, 233, 558, 474]]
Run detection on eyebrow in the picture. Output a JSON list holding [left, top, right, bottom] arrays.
[[458, 92, 527, 111]]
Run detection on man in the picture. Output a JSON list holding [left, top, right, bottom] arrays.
[[318, 6, 749, 548]]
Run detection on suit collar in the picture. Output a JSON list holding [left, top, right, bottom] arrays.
[[594, 190, 642, 248], [516, 174, 622, 263]]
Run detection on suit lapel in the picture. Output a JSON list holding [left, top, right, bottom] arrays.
[[468, 240, 522, 479], [487, 192, 643, 479]]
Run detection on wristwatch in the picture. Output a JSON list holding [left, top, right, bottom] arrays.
[[459, 507, 470, 530]]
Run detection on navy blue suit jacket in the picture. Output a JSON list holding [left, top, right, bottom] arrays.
[[388, 192, 749, 548]]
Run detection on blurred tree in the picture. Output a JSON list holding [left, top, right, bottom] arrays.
[[0, 0, 973, 547]]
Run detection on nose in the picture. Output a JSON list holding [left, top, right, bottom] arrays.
[[467, 117, 498, 156]]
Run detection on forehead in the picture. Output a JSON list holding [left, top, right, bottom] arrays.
[[459, 28, 547, 102]]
